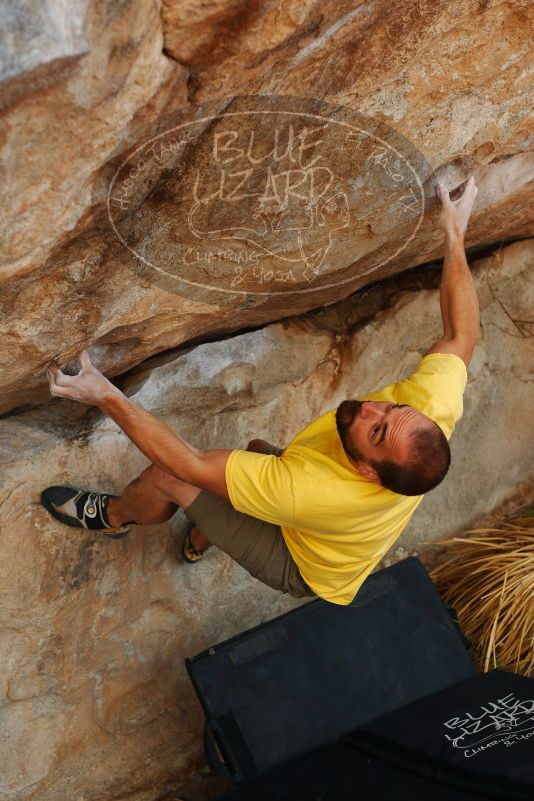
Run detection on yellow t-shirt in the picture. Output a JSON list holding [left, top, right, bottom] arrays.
[[225, 353, 468, 605]]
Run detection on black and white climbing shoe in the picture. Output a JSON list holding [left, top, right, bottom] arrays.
[[41, 486, 135, 539]]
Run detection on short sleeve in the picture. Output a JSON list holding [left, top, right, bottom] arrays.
[[225, 450, 296, 526], [362, 353, 468, 440]]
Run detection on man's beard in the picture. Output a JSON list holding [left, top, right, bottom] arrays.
[[335, 400, 366, 462]]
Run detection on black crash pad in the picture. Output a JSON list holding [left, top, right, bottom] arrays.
[[186, 557, 475, 782]]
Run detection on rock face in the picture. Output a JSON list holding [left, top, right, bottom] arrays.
[[1, 0, 533, 413], [0, 239, 532, 801], [1, 1, 533, 798]]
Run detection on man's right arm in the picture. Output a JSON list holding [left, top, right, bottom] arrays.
[[100, 391, 233, 498], [98, 396, 281, 500], [47, 352, 285, 502]]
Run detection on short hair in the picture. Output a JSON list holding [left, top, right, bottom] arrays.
[[371, 423, 451, 496]]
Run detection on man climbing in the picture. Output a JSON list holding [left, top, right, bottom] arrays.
[[42, 178, 480, 605]]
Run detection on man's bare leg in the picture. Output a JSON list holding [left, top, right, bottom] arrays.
[[106, 464, 201, 528], [106, 439, 280, 548]]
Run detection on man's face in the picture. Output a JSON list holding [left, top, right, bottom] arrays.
[[336, 400, 432, 467]]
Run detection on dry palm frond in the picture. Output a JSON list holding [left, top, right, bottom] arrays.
[[422, 517, 533, 677]]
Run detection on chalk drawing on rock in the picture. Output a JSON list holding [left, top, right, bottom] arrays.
[[96, 94, 430, 305]]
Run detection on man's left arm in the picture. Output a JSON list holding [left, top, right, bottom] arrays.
[[424, 179, 480, 368]]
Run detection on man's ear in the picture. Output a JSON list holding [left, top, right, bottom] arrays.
[[354, 461, 382, 484]]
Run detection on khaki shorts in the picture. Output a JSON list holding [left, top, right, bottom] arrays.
[[183, 447, 315, 599]]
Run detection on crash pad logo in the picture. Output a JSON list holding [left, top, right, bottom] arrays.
[[99, 95, 428, 305], [443, 692, 534, 758]]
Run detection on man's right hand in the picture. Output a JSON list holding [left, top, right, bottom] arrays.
[[46, 350, 122, 406]]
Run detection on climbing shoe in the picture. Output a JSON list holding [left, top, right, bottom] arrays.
[[181, 520, 212, 563], [41, 485, 134, 539]]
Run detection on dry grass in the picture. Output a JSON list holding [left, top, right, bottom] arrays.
[[422, 510, 534, 677]]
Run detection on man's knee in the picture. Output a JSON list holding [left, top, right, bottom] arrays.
[[142, 464, 190, 500], [143, 464, 203, 509]]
